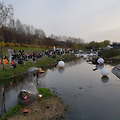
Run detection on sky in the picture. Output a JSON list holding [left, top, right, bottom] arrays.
[[1, 0, 120, 43]]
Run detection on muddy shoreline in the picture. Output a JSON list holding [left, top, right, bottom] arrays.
[[6, 96, 67, 120]]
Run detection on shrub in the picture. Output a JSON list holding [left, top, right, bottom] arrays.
[[14, 43, 20, 47], [5, 42, 14, 47], [1, 42, 6, 47], [22, 44, 30, 47], [99, 49, 120, 58]]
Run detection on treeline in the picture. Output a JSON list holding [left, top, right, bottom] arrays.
[[0, 2, 84, 49], [85, 40, 110, 50], [0, 2, 111, 50], [0, 19, 84, 48]]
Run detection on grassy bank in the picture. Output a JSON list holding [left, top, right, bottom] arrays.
[[98, 49, 120, 65], [1, 88, 52, 120], [0, 54, 77, 83], [1, 88, 67, 120], [99, 49, 120, 59], [2, 46, 47, 56], [0, 50, 72, 120]]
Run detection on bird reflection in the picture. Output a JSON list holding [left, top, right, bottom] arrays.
[[101, 76, 109, 83], [97, 64, 104, 70], [0, 86, 6, 117]]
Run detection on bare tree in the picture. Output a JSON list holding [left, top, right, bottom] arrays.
[[0, 2, 13, 69], [34, 28, 46, 39], [0, 2, 14, 27]]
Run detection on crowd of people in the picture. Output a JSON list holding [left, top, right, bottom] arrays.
[[2, 48, 74, 68]]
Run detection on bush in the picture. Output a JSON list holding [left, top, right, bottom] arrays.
[[99, 49, 120, 58], [5, 42, 14, 47], [22, 44, 30, 47], [14, 43, 20, 47], [1, 42, 6, 47]]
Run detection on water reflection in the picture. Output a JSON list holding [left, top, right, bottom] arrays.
[[97, 64, 104, 70], [101, 76, 109, 83], [0, 86, 6, 117], [36, 72, 47, 88], [65, 58, 83, 68], [93, 64, 104, 71], [36, 59, 120, 120], [58, 67, 65, 74], [0, 71, 47, 116]]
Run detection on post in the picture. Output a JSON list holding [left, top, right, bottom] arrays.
[[0, 36, 4, 69]]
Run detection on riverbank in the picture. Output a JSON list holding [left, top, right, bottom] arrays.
[[1, 88, 68, 120], [0, 54, 77, 83], [8, 97, 66, 120], [98, 49, 120, 65], [0, 53, 76, 119]]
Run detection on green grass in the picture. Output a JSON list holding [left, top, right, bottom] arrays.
[[37, 88, 54, 98], [1, 103, 23, 120], [1, 88, 54, 120], [9, 46, 46, 52], [0, 61, 35, 81], [0, 46, 76, 83], [0, 54, 76, 83]]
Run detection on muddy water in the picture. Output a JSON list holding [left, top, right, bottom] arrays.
[[1, 58, 120, 120]]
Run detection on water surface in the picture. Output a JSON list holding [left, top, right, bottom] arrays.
[[37, 59, 120, 120], [0, 58, 120, 120]]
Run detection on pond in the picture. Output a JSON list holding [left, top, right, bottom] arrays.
[[0, 58, 120, 120]]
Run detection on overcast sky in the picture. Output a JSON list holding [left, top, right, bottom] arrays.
[[2, 0, 120, 43]]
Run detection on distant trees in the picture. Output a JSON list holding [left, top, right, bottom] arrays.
[[1, 2, 112, 51], [99, 40, 110, 48], [49, 34, 84, 44], [0, 2, 86, 49], [49, 34, 84, 49], [86, 40, 110, 50], [86, 41, 99, 50], [99, 49, 120, 58], [0, 18, 46, 45]]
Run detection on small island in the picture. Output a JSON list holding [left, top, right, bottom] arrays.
[[1, 88, 68, 120]]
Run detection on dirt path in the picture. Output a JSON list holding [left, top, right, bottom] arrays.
[[8, 96, 67, 120]]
